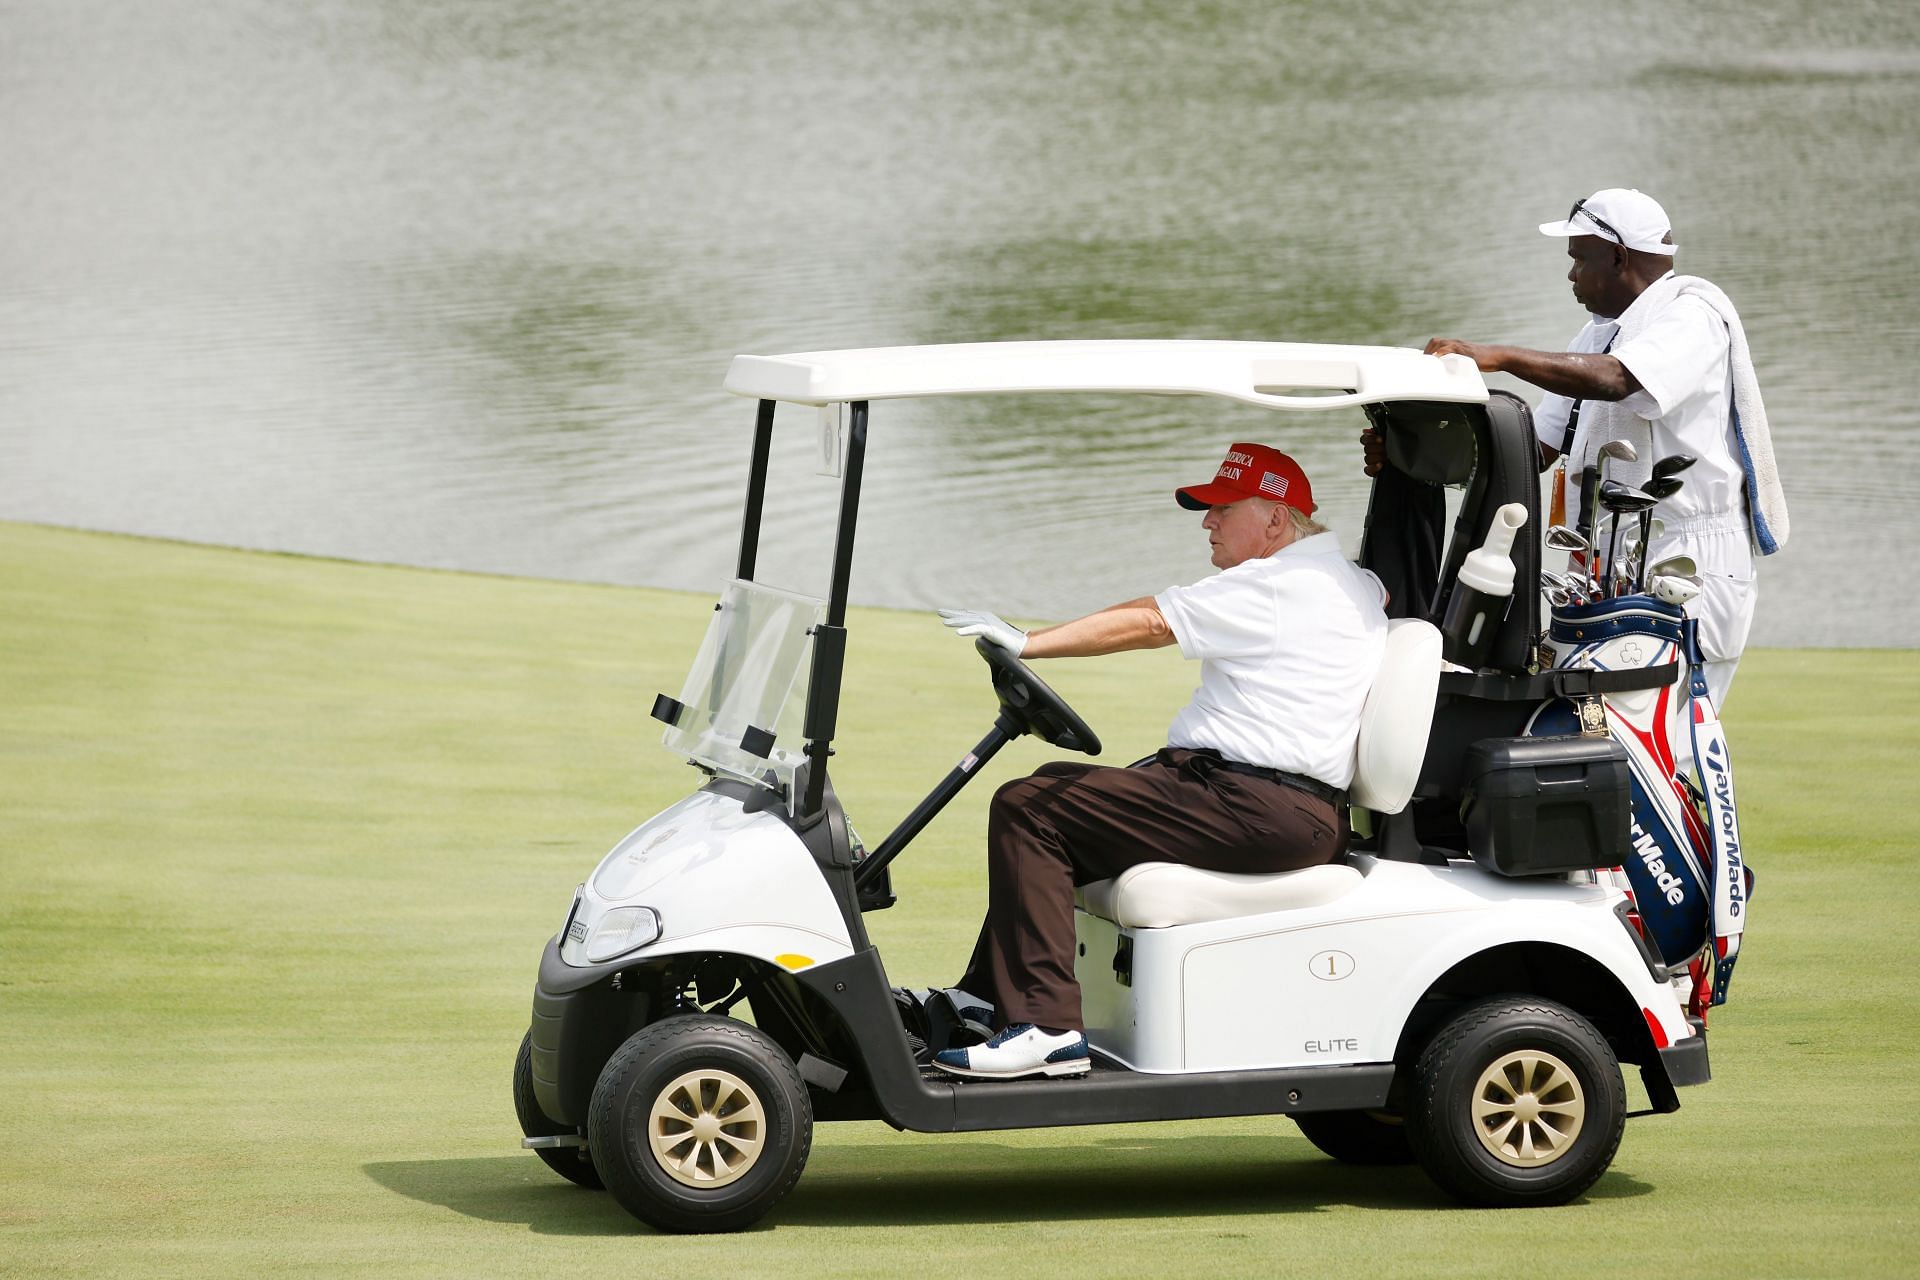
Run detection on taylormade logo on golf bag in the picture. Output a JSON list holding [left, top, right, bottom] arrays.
[[1705, 739, 1745, 920], [1630, 820, 1689, 906]]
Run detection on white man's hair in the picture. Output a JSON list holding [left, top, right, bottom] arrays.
[[1285, 504, 1328, 538], [1246, 496, 1328, 541]]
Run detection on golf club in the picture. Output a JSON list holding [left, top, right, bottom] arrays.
[[1624, 518, 1666, 569], [1598, 439, 1638, 490], [1536, 521, 1597, 598], [1597, 479, 1657, 596], [1632, 475, 1686, 591], [1579, 440, 1638, 557], [1545, 525, 1591, 553], [1540, 569, 1585, 606], [1638, 454, 1692, 590]]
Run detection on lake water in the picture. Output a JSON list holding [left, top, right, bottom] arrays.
[[4, 0, 1918, 646]]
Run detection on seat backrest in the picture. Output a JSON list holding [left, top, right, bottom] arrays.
[[1350, 618, 1443, 814], [1429, 390, 1541, 673], [1362, 391, 1541, 674]]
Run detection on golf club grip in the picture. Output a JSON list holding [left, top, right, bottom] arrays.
[[1577, 465, 1599, 542]]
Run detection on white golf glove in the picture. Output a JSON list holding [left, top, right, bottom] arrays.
[[937, 608, 1028, 657]]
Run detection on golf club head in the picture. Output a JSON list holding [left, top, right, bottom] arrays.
[[1545, 525, 1591, 553], [1544, 571, 1589, 601], [1652, 453, 1698, 480], [1643, 475, 1685, 500], [1597, 480, 1657, 513], [1595, 442, 1640, 523]]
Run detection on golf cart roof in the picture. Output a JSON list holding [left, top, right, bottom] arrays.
[[724, 340, 1489, 411]]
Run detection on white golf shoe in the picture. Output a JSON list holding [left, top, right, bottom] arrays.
[[932, 1023, 1091, 1080]]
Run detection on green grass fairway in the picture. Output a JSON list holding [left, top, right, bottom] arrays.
[[3, 520, 1917, 1277]]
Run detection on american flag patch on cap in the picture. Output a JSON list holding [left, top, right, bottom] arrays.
[[1259, 472, 1288, 498]]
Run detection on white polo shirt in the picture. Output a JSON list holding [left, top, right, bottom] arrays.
[[1533, 273, 1757, 671], [1153, 532, 1388, 789], [1533, 274, 1744, 538]]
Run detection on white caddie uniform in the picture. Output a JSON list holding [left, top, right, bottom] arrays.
[[1153, 532, 1389, 789], [1534, 273, 1755, 705]]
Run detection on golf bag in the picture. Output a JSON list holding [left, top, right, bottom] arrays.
[[1527, 594, 1751, 1012]]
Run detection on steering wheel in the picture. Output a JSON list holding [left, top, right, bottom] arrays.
[[974, 639, 1102, 756]]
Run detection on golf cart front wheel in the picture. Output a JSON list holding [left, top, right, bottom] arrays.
[[588, 1016, 812, 1233], [513, 1031, 603, 1189], [1407, 998, 1625, 1207], [1293, 1108, 1414, 1165]]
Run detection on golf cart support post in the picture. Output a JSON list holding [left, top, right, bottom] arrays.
[[728, 392, 872, 821]]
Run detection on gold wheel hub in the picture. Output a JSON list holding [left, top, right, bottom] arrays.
[[1470, 1049, 1586, 1168], [647, 1067, 767, 1189]]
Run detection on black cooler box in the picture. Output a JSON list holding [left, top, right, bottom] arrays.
[[1461, 735, 1634, 876]]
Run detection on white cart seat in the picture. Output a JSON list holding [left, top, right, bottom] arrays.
[[1075, 619, 1440, 929], [1076, 862, 1363, 928]]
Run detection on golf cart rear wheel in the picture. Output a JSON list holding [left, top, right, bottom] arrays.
[[513, 1031, 603, 1189], [1293, 1109, 1414, 1165], [588, 1016, 811, 1233], [1407, 998, 1625, 1207]]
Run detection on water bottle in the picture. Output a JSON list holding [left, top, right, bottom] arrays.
[[1441, 502, 1529, 669]]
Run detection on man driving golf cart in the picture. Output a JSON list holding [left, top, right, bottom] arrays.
[[932, 444, 1389, 1080]]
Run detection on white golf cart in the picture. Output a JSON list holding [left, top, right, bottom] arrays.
[[513, 341, 1709, 1233]]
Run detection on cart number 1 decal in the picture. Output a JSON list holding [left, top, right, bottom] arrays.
[[1309, 950, 1356, 980]]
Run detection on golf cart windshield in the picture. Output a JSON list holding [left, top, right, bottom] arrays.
[[662, 579, 824, 790]]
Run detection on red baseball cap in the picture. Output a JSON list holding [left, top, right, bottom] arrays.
[[1174, 442, 1315, 514]]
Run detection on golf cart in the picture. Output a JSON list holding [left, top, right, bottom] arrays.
[[514, 341, 1709, 1232]]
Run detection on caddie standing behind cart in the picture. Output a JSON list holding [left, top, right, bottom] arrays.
[[1418, 188, 1789, 707]]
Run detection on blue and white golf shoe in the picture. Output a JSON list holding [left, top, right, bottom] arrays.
[[932, 1023, 1091, 1080]]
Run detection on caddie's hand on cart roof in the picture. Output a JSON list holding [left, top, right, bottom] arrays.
[[1425, 335, 1643, 405], [1424, 337, 1497, 369]]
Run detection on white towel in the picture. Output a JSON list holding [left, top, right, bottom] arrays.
[[1586, 274, 1790, 554]]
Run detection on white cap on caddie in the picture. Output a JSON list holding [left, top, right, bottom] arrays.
[[1539, 188, 1677, 255]]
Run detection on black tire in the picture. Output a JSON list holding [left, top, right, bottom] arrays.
[[1407, 998, 1626, 1207], [588, 1016, 812, 1233], [1293, 1109, 1414, 1165], [513, 1030, 604, 1189]]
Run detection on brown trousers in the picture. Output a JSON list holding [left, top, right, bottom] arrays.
[[956, 748, 1346, 1032]]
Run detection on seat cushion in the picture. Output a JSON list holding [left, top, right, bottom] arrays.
[[1076, 861, 1364, 928]]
